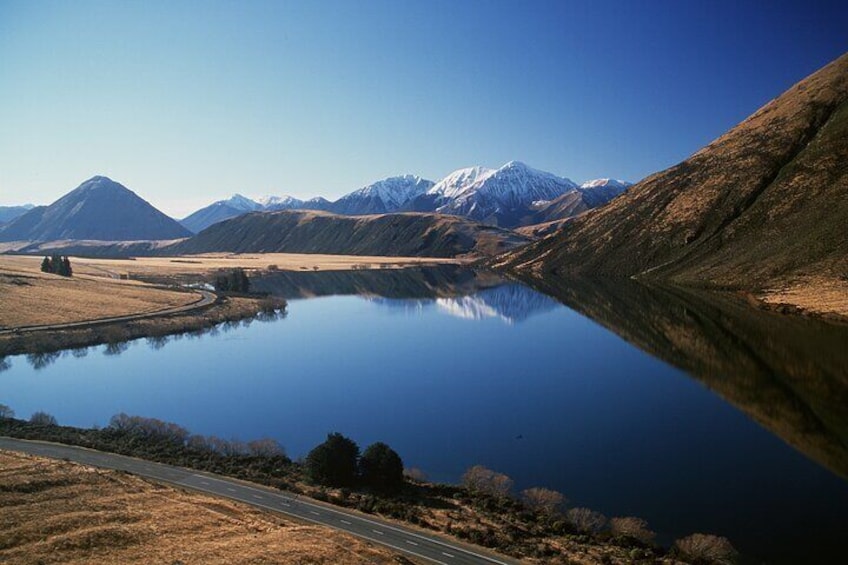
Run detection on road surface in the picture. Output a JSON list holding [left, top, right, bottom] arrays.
[[0, 437, 521, 565], [0, 289, 216, 335]]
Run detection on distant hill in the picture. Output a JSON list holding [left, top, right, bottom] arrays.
[[0, 204, 34, 225], [166, 210, 530, 258], [0, 176, 191, 242], [496, 53, 848, 292]]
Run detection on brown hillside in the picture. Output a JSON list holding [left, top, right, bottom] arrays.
[[166, 210, 530, 258], [495, 53, 848, 293]]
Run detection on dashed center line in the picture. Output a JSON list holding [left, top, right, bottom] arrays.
[[405, 540, 419, 546], [252, 494, 264, 500], [280, 502, 291, 507], [442, 552, 455, 558], [226, 487, 236, 492], [309, 510, 321, 516], [340, 519, 352, 525], [372, 529, 385, 536]]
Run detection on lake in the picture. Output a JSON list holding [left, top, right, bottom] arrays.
[[2, 266, 847, 564]]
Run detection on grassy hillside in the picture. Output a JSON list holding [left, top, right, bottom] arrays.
[[166, 210, 530, 258], [496, 53, 848, 296]]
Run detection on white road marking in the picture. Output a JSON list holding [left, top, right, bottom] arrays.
[[226, 487, 236, 492], [340, 519, 352, 525], [372, 529, 385, 536], [406, 540, 419, 546], [280, 502, 291, 507], [442, 552, 455, 558], [309, 510, 321, 516], [252, 494, 263, 500]]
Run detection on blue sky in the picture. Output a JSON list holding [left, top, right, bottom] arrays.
[[1, 0, 846, 217]]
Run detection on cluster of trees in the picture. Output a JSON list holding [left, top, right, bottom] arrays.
[[214, 268, 250, 293], [305, 432, 404, 489], [107, 412, 285, 458], [40, 255, 72, 277]]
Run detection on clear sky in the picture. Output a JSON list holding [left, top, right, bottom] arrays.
[[1, 0, 846, 217]]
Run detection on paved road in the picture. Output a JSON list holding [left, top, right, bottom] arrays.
[[0, 437, 520, 565], [0, 289, 216, 335]]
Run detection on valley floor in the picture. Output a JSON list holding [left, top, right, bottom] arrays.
[[0, 450, 413, 564]]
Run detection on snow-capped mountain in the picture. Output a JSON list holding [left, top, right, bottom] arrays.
[[224, 194, 263, 211], [578, 178, 632, 207], [405, 161, 578, 227], [329, 175, 434, 215], [258, 195, 304, 210], [180, 194, 263, 233]]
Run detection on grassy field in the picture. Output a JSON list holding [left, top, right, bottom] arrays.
[[0, 259, 197, 328], [0, 450, 413, 565]]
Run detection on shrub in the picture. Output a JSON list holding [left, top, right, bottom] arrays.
[[674, 533, 738, 564], [360, 442, 404, 489], [305, 432, 360, 486], [521, 487, 566, 514], [566, 507, 607, 534], [609, 516, 655, 544], [462, 465, 513, 498], [30, 411, 58, 426], [403, 467, 428, 482]]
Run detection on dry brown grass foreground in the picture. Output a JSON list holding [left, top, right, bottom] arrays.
[[0, 260, 197, 328], [0, 450, 415, 565]]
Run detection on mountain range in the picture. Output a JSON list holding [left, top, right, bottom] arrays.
[[0, 177, 191, 242], [495, 52, 848, 296], [178, 162, 629, 232]]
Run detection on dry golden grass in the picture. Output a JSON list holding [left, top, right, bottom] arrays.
[[758, 276, 848, 318], [0, 450, 414, 565], [0, 258, 197, 328]]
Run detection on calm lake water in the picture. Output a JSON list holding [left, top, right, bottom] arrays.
[[2, 267, 847, 564]]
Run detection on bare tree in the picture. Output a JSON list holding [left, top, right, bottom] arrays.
[[403, 467, 428, 482], [675, 533, 738, 564], [30, 411, 58, 426], [0, 404, 15, 419], [247, 438, 286, 457], [521, 487, 566, 514], [609, 516, 655, 544], [566, 507, 607, 534], [462, 465, 514, 497]]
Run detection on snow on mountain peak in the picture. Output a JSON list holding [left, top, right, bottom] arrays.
[[224, 194, 262, 211], [338, 175, 434, 210], [580, 178, 632, 190]]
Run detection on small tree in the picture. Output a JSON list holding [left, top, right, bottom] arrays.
[[62, 256, 73, 277], [609, 516, 655, 544], [247, 438, 286, 458], [0, 404, 15, 419], [305, 432, 360, 486], [40, 256, 52, 273], [30, 411, 58, 426], [461, 465, 514, 498], [566, 507, 607, 534], [674, 533, 738, 564], [521, 487, 566, 514], [360, 442, 404, 489]]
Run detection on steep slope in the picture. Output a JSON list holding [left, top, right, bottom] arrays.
[[406, 161, 578, 227], [328, 175, 434, 215], [180, 194, 262, 233], [165, 210, 530, 258], [0, 204, 34, 224], [0, 176, 191, 242], [497, 53, 848, 292]]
